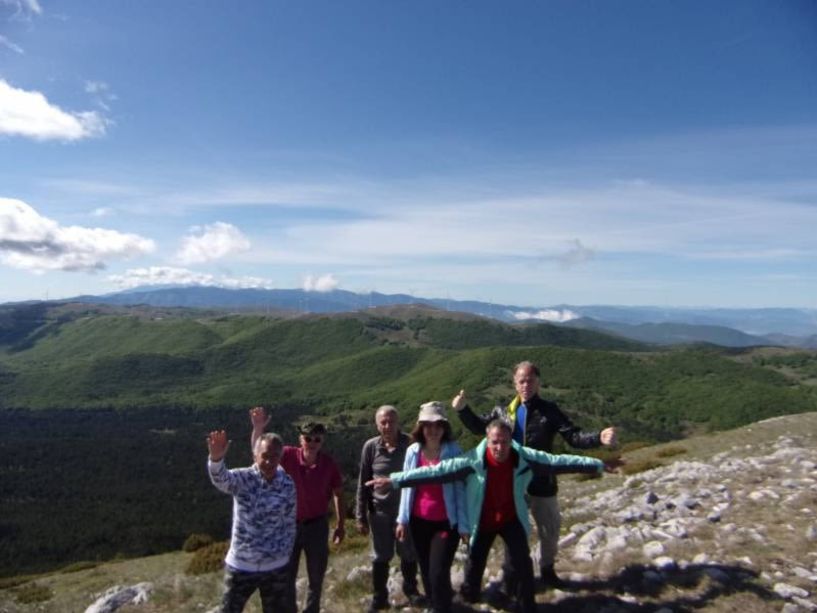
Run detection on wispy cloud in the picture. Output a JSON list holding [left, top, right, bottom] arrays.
[[0, 34, 23, 54], [175, 222, 251, 265], [0, 197, 154, 272], [0, 79, 110, 141], [302, 273, 339, 292], [2, 0, 41, 19], [554, 239, 595, 269], [84, 80, 117, 112], [91, 207, 113, 218], [108, 266, 274, 290]]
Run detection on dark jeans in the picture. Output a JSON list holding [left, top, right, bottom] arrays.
[[290, 515, 329, 613], [409, 516, 459, 613], [371, 509, 416, 564], [221, 565, 295, 613], [462, 519, 536, 613]]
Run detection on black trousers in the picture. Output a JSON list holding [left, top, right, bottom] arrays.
[[221, 565, 296, 613], [409, 515, 459, 613], [290, 515, 329, 613], [462, 518, 536, 613]]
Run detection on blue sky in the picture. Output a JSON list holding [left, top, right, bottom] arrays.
[[1, 0, 816, 311]]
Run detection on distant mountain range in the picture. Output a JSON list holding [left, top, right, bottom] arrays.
[[51, 285, 817, 349]]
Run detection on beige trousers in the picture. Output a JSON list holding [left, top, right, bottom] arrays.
[[528, 495, 561, 567]]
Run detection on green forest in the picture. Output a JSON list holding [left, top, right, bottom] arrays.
[[1, 302, 815, 578]]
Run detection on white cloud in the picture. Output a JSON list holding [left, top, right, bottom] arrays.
[[0, 79, 109, 141], [91, 207, 113, 218], [176, 222, 251, 265], [302, 273, 339, 292], [108, 266, 274, 290], [510, 309, 580, 323], [0, 34, 23, 54], [0, 197, 154, 272]]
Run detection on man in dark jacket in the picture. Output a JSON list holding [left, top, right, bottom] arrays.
[[355, 405, 421, 611], [452, 360, 616, 588]]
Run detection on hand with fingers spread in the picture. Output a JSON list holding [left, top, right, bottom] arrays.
[[207, 430, 230, 462]]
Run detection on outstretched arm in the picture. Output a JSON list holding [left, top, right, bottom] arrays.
[[521, 445, 605, 477]]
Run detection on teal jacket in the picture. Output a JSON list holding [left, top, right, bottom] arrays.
[[390, 438, 603, 545]]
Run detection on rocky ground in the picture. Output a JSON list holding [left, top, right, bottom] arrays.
[[1, 412, 815, 613]]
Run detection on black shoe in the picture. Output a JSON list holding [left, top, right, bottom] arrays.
[[367, 596, 390, 612], [540, 564, 565, 589], [404, 591, 428, 608]]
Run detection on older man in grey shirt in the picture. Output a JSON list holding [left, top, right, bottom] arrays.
[[356, 405, 421, 611]]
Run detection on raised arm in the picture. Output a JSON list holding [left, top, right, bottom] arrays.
[[249, 406, 271, 451], [207, 430, 241, 495], [452, 389, 495, 435]]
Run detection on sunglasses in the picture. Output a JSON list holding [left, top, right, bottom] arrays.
[[302, 435, 323, 443]]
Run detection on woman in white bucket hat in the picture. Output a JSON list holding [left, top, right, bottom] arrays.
[[395, 401, 468, 613]]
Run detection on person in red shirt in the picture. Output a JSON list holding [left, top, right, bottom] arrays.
[[251, 407, 345, 613], [367, 419, 615, 612]]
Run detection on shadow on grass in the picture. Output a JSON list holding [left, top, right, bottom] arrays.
[[443, 562, 781, 612]]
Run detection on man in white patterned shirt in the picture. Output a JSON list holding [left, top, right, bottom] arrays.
[[208, 429, 297, 613]]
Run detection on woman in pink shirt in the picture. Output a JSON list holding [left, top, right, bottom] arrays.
[[396, 402, 468, 613]]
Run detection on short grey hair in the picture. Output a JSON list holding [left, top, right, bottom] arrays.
[[513, 361, 541, 378], [254, 432, 284, 454], [486, 417, 513, 437], [375, 404, 399, 421]]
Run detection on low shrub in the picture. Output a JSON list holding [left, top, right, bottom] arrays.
[[620, 458, 663, 475], [60, 560, 99, 573], [0, 575, 36, 590], [182, 532, 215, 552], [14, 582, 53, 604], [655, 445, 687, 458], [185, 540, 229, 575]]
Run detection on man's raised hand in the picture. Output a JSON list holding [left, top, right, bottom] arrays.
[[249, 406, 271, 431], [451, 389, 467, 412], [600, 426, 618, 447], [207, 430, 230, 462]]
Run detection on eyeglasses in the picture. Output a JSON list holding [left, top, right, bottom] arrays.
[[303, 436, 323, 443]]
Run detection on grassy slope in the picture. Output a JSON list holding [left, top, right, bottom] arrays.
[[3, 412, 815, 613]]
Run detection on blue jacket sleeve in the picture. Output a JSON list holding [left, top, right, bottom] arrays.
[[519, 446, 603, 477], [391, 454, 475, 488], [396, 444, 419, 525]]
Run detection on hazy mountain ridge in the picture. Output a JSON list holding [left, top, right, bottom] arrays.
[[58, 286, 817, 346]]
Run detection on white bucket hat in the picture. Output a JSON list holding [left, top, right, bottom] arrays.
[[417, 401, 448, 423]]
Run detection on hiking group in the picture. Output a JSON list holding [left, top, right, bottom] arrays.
[[206, 360, 619, 612]]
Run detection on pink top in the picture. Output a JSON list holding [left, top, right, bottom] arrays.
[[411, 453, 448, 521], [280, 446, 343, 522]]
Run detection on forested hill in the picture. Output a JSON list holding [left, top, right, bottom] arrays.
[[1, 301, 816, 578], [1, 301, 816, 439]]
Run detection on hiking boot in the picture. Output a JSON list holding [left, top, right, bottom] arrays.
[[540, 564, 565, 589]]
